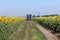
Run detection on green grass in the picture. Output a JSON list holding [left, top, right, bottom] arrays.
[[29, 22, 47, 40]]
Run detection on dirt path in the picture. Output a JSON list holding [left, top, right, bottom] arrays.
[[36, 23, 59, 40], [23, 21, 30, 40]]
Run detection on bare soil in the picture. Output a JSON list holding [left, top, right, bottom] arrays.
[[36, 23, 59, 40]]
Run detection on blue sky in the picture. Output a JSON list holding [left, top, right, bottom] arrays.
[[0, 0, 60, 16]]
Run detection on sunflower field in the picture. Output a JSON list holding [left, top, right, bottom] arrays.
[[33, 16, 60, 34], [0, 16, 25, 40]]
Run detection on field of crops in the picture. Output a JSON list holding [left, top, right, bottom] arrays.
[[33, 16, 60, 34], [0, 16, 25, 40], [0, 16, 48, 40], [0, 16, 59, 40]]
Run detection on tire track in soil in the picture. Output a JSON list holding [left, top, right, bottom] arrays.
[[35, 23, 59, 40], [23, 21, 30, 40]]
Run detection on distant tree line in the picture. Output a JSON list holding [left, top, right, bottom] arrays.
[[32, 14, 60, 17], [41, 14, 58, 17]]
